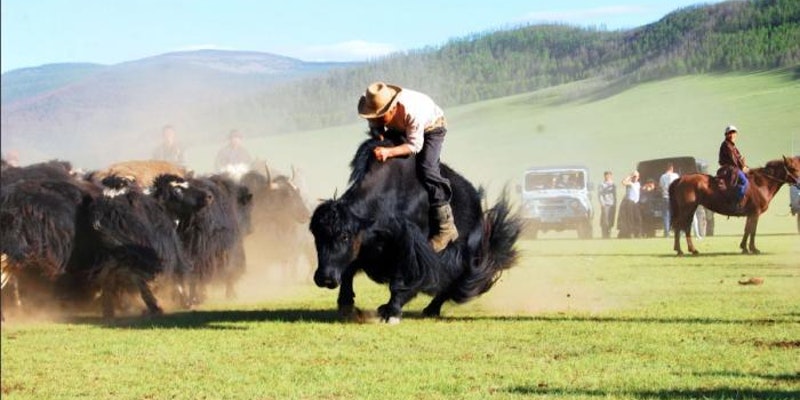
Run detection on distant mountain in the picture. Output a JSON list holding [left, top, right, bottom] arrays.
[[0, 50, 358, 167], [2, 0, 797, 168], [1, 63, 107, 104]]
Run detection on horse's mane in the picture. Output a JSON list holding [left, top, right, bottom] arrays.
[[751, 158, 786, 177]]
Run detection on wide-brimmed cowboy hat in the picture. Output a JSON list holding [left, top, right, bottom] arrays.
[[357, 82, 402, 119]]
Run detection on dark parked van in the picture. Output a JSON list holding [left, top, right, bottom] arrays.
[[636, 157, 715, 237]]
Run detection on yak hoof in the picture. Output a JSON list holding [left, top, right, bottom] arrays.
[[377, 304, 401, 323], [691, 249, 700, 256], [422, 306, 442, 318], [338, 304, 356, 318], [385, 316, 401, 325]]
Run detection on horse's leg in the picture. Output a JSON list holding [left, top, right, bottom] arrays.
[[747, 215, 760, 254], [686, 225, 698, 255], [739, 216, 751, 254], [673, 227, 684, 256]]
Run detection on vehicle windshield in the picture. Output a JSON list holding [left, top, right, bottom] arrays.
[[525, 171, 585, 191]]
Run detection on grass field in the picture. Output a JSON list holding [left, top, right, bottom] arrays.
[[2, 235, 799, 399], [3, 71, 799, 399]]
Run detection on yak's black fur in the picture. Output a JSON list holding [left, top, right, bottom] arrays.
[[240, 167, 312, 280], [80, 175, 195, 316], [310, 136, 521, 321], [0, 169, 98, 318], [169, 174, 252, 304]]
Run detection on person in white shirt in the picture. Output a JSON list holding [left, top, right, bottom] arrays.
[[658, 163, 680, 237], [617, 171, 642, 238], [357, 82, 456, 252]]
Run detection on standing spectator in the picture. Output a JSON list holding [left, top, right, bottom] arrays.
[[658, 163, 680, 237], [617, 170, 642, 238], [215, 129, 253, 175], [598, 171, 617, 239], [152, 124, 186, 166]]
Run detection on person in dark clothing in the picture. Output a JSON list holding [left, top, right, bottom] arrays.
[[718, 125, 749, 211], [357, 81, 456, 252]]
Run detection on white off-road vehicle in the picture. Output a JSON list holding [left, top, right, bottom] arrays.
[[518, 166, 593, 239]]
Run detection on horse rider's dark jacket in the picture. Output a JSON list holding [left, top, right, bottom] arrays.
[[718, 139, 746, 171], [717, 138, 747, 193]]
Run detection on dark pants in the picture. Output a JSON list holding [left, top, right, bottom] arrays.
[[600, 204, 616, 238], [417, 128, 452, 207]]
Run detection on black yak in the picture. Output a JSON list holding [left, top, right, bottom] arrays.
[[0, 164, 99, 319], [240, 164, 313, 282], [161, 174, 252, 305], [310, 136, 521, 323], [78, 175, 201, 317]]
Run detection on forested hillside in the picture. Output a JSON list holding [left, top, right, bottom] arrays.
[[240, 0, 799, 132], [2, 0, 798, 166]]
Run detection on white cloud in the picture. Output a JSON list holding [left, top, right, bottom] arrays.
[[291, 40, 398, 62]]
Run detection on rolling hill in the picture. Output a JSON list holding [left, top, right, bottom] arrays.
[[1, 0, 798, 171], [0, 50, 357, 165]]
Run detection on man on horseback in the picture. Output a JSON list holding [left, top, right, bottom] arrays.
[[718, 125, 749, 213], [357, 81, 458, 252]]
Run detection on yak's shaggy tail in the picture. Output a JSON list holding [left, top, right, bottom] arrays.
[[451, 191, 521, 303]]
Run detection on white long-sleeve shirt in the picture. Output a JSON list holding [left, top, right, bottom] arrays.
[[368, 89, 445, 154]]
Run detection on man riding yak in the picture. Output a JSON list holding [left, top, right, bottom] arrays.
[[717, 124, 749, 213], [357, 81, 458, 252]]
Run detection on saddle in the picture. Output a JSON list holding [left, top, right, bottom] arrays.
[[715, 166, 739, 193]]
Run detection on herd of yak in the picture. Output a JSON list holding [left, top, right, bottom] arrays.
[[1, 135, 523, 323], [0, 157, 311, 321]]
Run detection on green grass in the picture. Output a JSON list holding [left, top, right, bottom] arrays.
[[3, 235, 799, 399]]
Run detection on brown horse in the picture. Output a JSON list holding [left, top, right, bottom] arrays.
[[669, 156, 800, 255]]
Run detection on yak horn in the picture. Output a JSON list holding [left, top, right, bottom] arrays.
[[264, 162, 273, 187], [291, 165, 297, 182]]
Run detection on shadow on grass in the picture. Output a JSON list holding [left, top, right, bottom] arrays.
[[518, 251, 777, 258], [64, 308, 798, 330], [504, 386, 800, 399], [66, 308, 341, 330], [692, 370, 800, 382], [444, 314, 795, 326]]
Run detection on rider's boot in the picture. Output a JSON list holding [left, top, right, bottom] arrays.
[[430, 203, 459, 253]]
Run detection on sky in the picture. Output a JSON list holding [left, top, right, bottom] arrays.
[[1, 0, 722, 73]]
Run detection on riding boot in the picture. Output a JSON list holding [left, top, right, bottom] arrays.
[[430, 204, 459, 253], [735, 198, 747, 214]]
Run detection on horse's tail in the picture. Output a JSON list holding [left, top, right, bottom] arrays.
[[668, 178, 680, 232], [450, 190, 522, 303]]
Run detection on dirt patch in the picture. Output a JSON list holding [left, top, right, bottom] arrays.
[[753, 340, 800, 349], [479, 255, 624, 314]]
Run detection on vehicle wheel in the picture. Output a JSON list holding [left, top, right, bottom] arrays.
[[577, 220, 592, 239]]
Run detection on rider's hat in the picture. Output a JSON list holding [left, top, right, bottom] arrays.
[[724, 125, 738, 135], [357, 82, 402, 119]]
